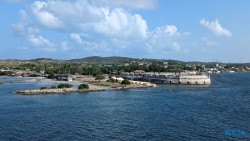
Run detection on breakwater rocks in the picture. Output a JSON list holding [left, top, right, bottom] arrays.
[[14, 83, 155, 95], [15, 88, 105, 95]]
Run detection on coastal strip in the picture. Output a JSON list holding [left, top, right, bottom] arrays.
[[15, 88, 105, 95], [14, 83, 155, 95]]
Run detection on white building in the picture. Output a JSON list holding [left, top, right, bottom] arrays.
[[179, 74, 211, 85]]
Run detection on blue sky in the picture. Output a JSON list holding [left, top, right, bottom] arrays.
[[1, 0, 250, 62]]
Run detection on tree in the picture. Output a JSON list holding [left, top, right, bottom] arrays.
[[78, 84, 89, 89], [0, 71, 13, 76], [57, 83, 73, 88], [45, 69, 55, 75], [89, 65, 101, 76], [40, 86, 47, 90], [121, 79, 131, 85]]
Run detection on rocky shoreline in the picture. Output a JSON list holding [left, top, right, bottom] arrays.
[[14, 84, 155, 95], [15, 88, 106, 95]]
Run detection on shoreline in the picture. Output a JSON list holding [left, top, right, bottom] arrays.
[[15, 88, 106, 95], [14, 84, 155, 95], [1, 77, 155, 95]]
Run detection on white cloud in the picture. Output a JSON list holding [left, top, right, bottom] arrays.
[[70, 33, 94, 46], [12, 22, 39, 37], [146, 25, 184, 54], [61, 41, 71, 51], [29, 0, 148, 40], [150, 25, 180, 37], [12, 10, 39, 37], [68, 24, 185, 56], [90, 0, 157, 9], [93, 8, 148, 39], [31, 1, 63, 29], [200, 18, 232, 37], [26, 35, 55, 52], [70, 33, 83, 44], [12, 9, 56, 52], [12, 0, 190, 57]]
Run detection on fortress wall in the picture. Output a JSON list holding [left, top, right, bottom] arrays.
[[179, 75, 211, 85]]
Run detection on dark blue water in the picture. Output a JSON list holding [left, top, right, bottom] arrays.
[[0, 74, 249, 141]]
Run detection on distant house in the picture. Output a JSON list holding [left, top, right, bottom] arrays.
[[133, 70, 145, 75], [55, 74, 73, 81]]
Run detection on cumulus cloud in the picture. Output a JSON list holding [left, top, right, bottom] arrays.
[[146, 25, 182, 53], [13, 0, 188, 56], [70, 33, 94, 46], [68, 24, 185, 56], [150, 25, 180, 37], [12, 9, 56, 52], [93, 8, 148, 39], [12, 10, 39, 37], [61, 41, 71, 51], [200, 18, 232, 37], [90, 0, 156, 9], [31, 1, 63, 29], [70, 33, 82, 44], [29, 0, 148, 40], [27, 35, 54, 49]]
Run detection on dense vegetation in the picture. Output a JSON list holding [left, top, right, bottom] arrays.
[[0, 71, 13, 76], [57, 83, 73, 88], [78, 84, 89, 89], [0, 56, 249, 76], [121, 79, 131, 85], [40, 86, 48, 90], [40, 84, 73, 90]]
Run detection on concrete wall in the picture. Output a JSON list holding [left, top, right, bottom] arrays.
[[179, 75, 211, 85]]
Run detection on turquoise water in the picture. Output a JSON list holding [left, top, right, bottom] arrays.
[[0, 74, 249, 140]]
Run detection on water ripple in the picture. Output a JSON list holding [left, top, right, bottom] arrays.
[[0, 74, 250, 140]]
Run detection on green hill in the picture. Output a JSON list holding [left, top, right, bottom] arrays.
[[70, 56, 140, 64]]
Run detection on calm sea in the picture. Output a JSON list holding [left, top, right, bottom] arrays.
[[0, 74, 249, 140]]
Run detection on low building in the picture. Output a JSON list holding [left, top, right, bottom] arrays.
[[54, 74, 73, 81], [120, 72, 211, 85], [166, 75, 179, 84], [179, 74, 211, 85]]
